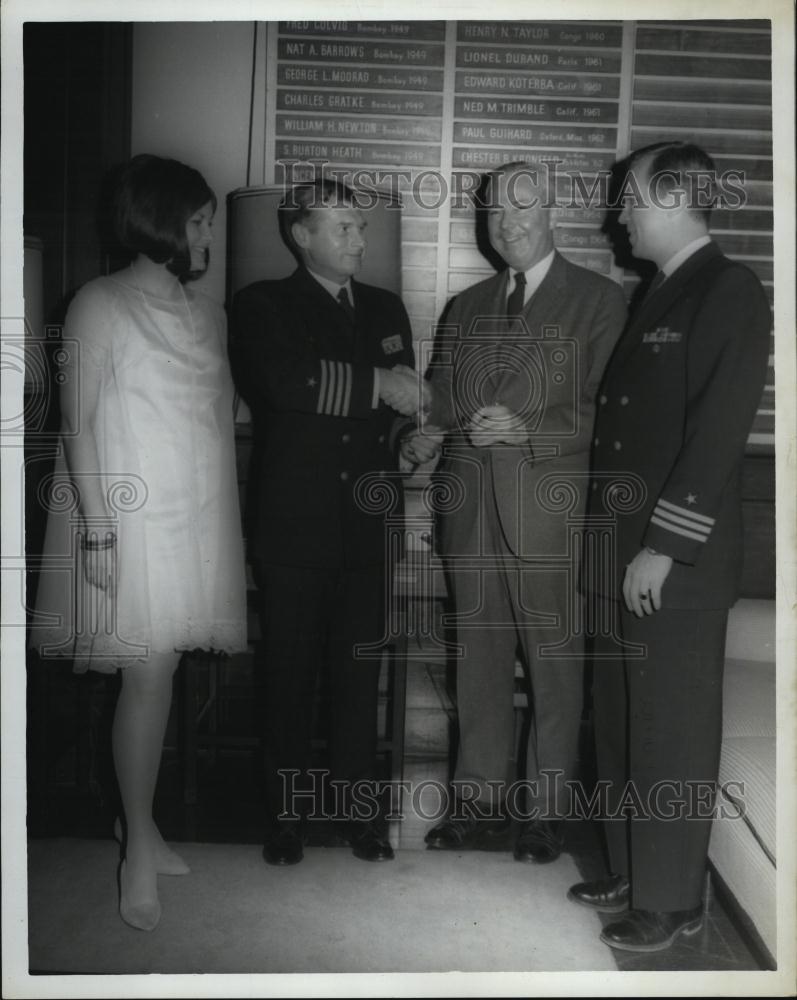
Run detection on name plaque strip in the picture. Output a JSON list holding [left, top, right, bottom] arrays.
[[633, 102, 771, 132], [635, 25, 771, 56], [277, 90, 444, 116], [455, 73, 621, 105], [456, 47, 622, 74], [557, 250, 613, 274], [450, 222, 610, 248], [453, 120, 617, 148], [277, 37, 445, 67], [555, 228, 611, 250], [455, 73, 620, 99], [454, 99, 619, 126], [280, 21, 447, 42], [452, 148, 617, 172], [629, 127, 772, 157], [275, 140, 441, 168], [711, 155, 772, 182], [449, 204, 610, 225], [711, 232, 773, 257], [633, 76, 771, 107], [448, 246, 614, 274], [278, 64, 445, 91], [457, 21, 623, 48], [277, 114, 443, 142], [711, 208, 773, 232], [635, 53, 771, 81]]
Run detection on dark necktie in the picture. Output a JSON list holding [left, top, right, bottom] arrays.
[[337, 286, 355, 324], [644, 270, 666, 302], [506, 271, 527, 317]]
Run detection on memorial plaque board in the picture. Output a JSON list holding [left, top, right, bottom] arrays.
[[266, 19, 773, 446]]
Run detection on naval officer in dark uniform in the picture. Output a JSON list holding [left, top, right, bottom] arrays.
[[568, 142, 771, 952], [232, 179, 425, 865]]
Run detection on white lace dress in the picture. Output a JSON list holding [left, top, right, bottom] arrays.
[[30, 274, 247, 672]]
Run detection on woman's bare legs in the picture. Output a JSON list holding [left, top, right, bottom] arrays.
[[112, 651, 183, 930], [113, 815, 190, 876]]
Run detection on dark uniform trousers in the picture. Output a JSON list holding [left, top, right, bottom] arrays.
[[449, 484, 584, 818], [259, 562, 386, 823], [592, 601, 728, 912]]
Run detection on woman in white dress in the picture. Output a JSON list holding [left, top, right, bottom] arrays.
[[31, 154, 247, 930]]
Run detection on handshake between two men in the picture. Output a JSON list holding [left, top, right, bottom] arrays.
[[379, 362, 530, 468]]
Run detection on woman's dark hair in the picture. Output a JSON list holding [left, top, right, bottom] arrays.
[[113, 154, 216, 280]]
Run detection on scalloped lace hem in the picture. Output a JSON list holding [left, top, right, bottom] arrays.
[[38, 621, 248, 674]]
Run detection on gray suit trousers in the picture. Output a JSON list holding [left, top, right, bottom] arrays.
[[447, 489, 584, 818]]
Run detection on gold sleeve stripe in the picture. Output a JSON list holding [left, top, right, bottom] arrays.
[[342, 362, 352, 417], [332, 360, 345, 416], [326, 359, 338, 415], [649, 515, 708, 543], [317, 359, 328, 414], [317, 359, 354, 416], [657, 497, 715, 526], [652, 505, 712, 536]]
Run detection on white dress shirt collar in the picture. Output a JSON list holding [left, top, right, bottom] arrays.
[[307, 268, 354, 303], [661, 235, 713, 278], [507, 250, 556, 306]]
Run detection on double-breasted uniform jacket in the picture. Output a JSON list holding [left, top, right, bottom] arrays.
[[429, 251, 628, 562], [588, 242, 771, 608], [231, 266, 414, 569]]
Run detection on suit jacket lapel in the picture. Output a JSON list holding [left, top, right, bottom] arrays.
[[462, 272, 508, 395], [290, 267, 354, 355], [476, 271, 509, 327], [521, 251, 568, 328], [611, 242, 722, 370], [349, 278, 370, 361], [626, 242, 722, 336]]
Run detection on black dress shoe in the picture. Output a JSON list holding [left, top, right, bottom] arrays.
[[600, 906, 704, 953], [424, 812, 512, 850], [513, 820, 563, 863], [348, 821, 394, 862], [567, 874, 630, 912], [263, 824, 304, 866]]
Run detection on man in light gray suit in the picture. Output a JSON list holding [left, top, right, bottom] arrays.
[[410, 162, 627, 861]]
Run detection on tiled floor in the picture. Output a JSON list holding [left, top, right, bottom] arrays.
[[28, 657, 768, 973]]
